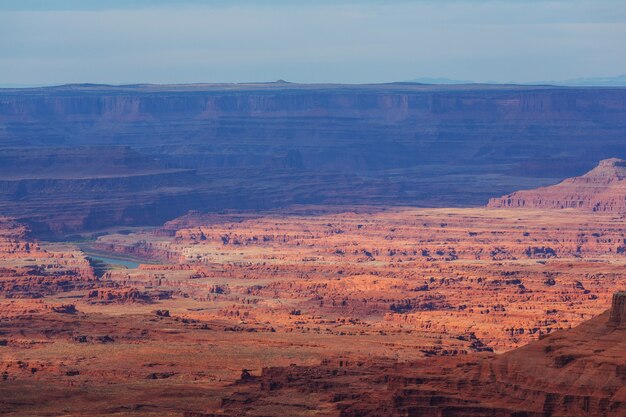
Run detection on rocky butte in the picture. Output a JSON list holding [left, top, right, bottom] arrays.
[[608, 291, 626, 327], [488, 158, 626, 212]]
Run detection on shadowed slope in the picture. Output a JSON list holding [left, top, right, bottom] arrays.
[[2, 84, 626, 234], [212, 293, 626, 417]]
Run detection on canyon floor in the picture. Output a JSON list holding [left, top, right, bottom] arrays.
[[2, 83, 626, 416], [1, 205, 625, 416]]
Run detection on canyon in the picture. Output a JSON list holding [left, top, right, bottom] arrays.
[[0, 216, 93, 298], [1, 83, 626, 233], [1, 200, 626, 415], [1, 83, 626, 416], [0, 146, 207, 234]]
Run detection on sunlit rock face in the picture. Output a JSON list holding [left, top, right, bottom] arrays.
[[488, 158, 626, 212]]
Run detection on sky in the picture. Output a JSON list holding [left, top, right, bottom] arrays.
[[1, 0, 625, 86]]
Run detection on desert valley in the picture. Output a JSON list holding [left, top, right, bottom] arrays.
[[0, 83, 625, 416]]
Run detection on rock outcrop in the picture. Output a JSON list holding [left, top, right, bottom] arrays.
[[85, 287, 172, 304], [0, 217, 93, 297], [488, 158, 626, 212], [608, 291, 626, 326]]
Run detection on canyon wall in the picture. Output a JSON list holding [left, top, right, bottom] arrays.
[[3, 84, 625, 174], [0, 217, 93, 297], [1, 83, 626, 233]]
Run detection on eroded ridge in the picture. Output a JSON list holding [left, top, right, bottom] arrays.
[[489, 158, 626, 212], [0, 217, 94, 297]]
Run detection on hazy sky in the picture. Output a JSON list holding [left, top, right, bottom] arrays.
[[1, 0, 625, 85]]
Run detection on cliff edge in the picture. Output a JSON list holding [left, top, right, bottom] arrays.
[[488, 158, 626, 212], [609, 291, 626, 327]]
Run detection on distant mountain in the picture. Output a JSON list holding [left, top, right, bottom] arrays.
[[407, 75, 626, 87], [543, 75, 626, 87], [406, 77, 475, 85], [0, 83, 52, 88]]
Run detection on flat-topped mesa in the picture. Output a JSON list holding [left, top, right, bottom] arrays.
[[608, 291, 626, 327], [596, 158, 626, 169], [582, 158, 626, 181], [487, 158, 626, 212]]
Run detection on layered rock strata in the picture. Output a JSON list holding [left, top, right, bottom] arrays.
[[211, 295, 626, 416], [489, 158, 626, 212], [608, 291, 626, 327], [0, 217, 93, 297], [2, 84, 626, 232]]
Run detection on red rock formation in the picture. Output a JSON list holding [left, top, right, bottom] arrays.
[[91, 207, 626, 350], [86, 287, 151, 304], [2, 204, 626, 415], [210, 294, 626, 416], [489, 158, 626, 212], [0, 217, 94, 297], [608, 291, 626, 327]]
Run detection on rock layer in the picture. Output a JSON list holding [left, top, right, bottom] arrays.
[[91, 207, 626, 351], [2, 84, 626, 233], [2, 207, 626, 415], [212, 299, 626, 416], [488, 158, 626, 212], [0, 146, 211, 234], [608, 291, 626, 326], [0, 217, 93, 297]]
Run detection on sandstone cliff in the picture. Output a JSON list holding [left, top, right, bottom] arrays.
[[3, 84, 625, 179], [488, 158, 626, 212], [608, 291, 626, 327], [0, 217, 94, 297]]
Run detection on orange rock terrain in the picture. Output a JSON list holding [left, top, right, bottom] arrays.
[[1, 82, 626, 416], [211, 291, 626, 416], [93, 207, 626, 350], [0, 217, 93, 298], [1, 200, 625, 415], [489, 158, 626, 212]]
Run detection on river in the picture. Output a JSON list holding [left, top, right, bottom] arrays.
[[84, 253, 141, 269]]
